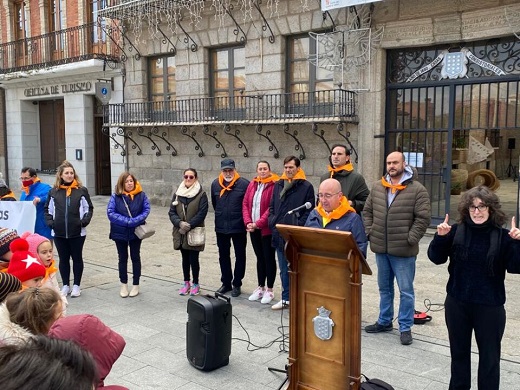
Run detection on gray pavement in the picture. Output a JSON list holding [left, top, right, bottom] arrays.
[[65, 192, 520, 390]]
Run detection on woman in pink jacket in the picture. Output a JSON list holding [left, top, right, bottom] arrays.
[[48, 314, 127, 390], [242, 161, 279, 304]]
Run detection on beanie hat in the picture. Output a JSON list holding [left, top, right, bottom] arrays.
[[20, 232, 50, 260], [0, 228, 19, 257], [7, 238, 46, 283], [0, 273, 22, 302]]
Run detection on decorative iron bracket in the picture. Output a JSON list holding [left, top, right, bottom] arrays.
[[176, 17, 198, 52], [283, 124, 305, 160], [102, 127, 126, 156], [253, 1, 275, 43], [224, 124, 248, 157], [203, 125, 227, 158], [151, 127, 177, 156], [137, 127, 161, 156], [122, 128, 142, 155], [181, 126, 204, 157], [98, 20, 137, 62], [316, 0, 336, 30], [118, 26, 141, 62], [156, 26, 177, 56], [219, 0, 247, 44], [255, 124, 279, 158], [312, 123, 331, 154], [337, 123, 358, 163]]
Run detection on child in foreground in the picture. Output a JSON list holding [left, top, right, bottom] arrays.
[[6, 238, 46, 288]]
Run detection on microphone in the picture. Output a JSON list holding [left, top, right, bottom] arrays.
[[287, 202, 312, 215]]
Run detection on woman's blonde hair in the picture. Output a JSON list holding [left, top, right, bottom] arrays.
[[5, 287, 62, 335], [54, 160, 82, 187]]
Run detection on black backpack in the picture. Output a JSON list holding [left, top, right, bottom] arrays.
[[360, 375, 395, 390]]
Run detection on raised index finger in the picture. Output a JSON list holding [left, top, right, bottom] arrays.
[[512, 216, 516, 230], [443, 214, 449, 224]]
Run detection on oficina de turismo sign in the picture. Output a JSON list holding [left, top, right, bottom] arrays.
[[321, 0, 383, 12]]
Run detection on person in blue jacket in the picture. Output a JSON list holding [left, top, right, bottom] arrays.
[[211, 158, 249, 298], [20, 167, 52, 239], [107, 172, 150, 298], [305, 178, 367, 257]]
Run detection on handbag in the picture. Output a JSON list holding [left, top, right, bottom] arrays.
[[122, 196, 155, 240], [187, 226, 205, 246], [181, 203, 205, 246], [360, 375, 394, 390]]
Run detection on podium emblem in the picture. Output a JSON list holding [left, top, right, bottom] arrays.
[[312, 306, 335, 340]]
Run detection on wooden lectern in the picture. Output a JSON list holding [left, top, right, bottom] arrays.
[[276, 224, 372, 390]]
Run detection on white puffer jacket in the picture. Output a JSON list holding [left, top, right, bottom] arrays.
[[0, 304, 33, 345]]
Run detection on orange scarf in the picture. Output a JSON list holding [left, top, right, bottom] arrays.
[[0, 191, 16, 200], [22, 177, 41, 195], [219, 171, 241, 197], [328, 162, 354, 177], [279, 168, 307, 182], [59, 179, 79, 197], [316, 196, 356, 227], [381, 177, 407, 194], [253, 173, 280, 184], [123, 181, 143, 200], [44, 260, 58, 281]]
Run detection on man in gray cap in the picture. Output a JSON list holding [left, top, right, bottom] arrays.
[[210, 158, 250, 297]]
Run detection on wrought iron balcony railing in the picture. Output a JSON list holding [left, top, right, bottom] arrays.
[[0, 22, 121, 74], [104, 89, 358, 126]]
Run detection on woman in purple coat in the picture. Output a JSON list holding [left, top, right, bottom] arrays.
[[107, 172, 150, 298]]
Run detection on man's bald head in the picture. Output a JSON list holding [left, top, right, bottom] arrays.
[[318, 179, 343, 212]]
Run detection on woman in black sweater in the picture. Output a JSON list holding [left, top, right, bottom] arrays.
[[428, 185, 520, 390]]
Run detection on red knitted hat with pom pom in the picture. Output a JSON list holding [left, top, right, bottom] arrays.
[[7, 238, 46, 283]]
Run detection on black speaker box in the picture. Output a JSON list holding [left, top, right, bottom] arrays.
[[508, 138, 516, 150], [186, 292, 232, 371]]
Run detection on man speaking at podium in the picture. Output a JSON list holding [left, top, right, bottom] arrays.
[[305, 178, 367, 257]]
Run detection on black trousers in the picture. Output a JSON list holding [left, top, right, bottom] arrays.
[[445, 294, 505, 390], [181, 248, 200, 284], [216, 232, 247, 288], [115, 239, 142, 285], [54, 236, 86, 286], [249, 230, 276, 288]]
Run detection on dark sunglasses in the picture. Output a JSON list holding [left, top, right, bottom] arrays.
[[184, 175, 195, 180]]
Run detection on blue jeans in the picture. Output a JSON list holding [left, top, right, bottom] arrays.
[[375, 253, 416, 332], [276, 248, 290, 301]]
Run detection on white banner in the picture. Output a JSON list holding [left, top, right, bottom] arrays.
[[0, 202, 37, 234], [321, 0, 383, 11]]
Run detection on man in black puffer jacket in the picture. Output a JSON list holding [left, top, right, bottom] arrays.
[[268, 156, 315, 310], [211, 158, 249, 297]]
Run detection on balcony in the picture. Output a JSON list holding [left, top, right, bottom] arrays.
[[103, 89, 358, 127], [0, 22, 121, 74]]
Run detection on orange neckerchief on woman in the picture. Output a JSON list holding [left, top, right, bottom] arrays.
[[380, 177, 407, 194], [123, 181, 143, 200], [253, 173, 280, 184], [328, 162, 354, 177], [44, 260, 59, 281], [21, 177, 41, 195], [219, 171, 241, 197], [59, 179, 79, 197], [279, 168, 306, 182], [0, 191, 16, 200], [316, 196, 356, 227]]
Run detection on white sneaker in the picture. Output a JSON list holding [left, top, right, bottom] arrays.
[[271, 299, 289, 310], [261, 290, 274, 304], [248, 286, 264, 301], [70, 285, 81, 298], [61, 285, 70, 296]]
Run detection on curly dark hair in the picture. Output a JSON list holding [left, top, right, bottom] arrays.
[[457, 185, 506, 226]]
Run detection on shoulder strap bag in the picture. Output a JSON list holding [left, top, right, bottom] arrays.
[[122, 196, 155, 240]]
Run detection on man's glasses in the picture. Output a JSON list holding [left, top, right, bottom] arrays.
[[469, 205, 488, 212], [318, 192, 340, 200], [184, 175, 195, 180]]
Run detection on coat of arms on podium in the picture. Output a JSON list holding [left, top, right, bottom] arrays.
[[312, 306, 335, 341]]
